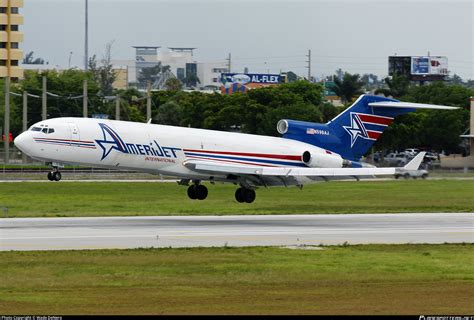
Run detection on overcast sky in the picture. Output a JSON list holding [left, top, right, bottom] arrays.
[[24, 0, 473, 79]]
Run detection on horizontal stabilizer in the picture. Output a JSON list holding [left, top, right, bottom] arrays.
[[403, 152, 426, 171], [368, 101, 458, 110]]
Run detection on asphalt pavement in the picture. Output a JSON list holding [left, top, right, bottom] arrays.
[[1, 213, 472, 251]]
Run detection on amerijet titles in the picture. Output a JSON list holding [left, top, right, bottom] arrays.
[[95, 123, 181, 161]]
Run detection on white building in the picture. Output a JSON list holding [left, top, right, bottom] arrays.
[[158, 48, 228, 89], [113, 47, 228, 90], [197, 62, 228, 89], [158, 48, 196, 82]]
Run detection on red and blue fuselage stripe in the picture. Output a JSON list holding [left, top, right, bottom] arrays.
[[186, 155, 278, 167], [184, 150, 307, 167], [34, 137, 96, 149], [183, 148, 302, 161]]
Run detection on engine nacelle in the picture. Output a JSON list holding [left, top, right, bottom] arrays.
[[277, 119, 330, 136], [277, 119, 290, 134], [302, 150, 343, 168], [278, 119, 343, 168]]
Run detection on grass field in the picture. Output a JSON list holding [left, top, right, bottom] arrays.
[[0, 180, 472, 217], [0, 244, 473, 315]]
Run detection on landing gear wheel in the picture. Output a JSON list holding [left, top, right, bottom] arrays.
[[47, 172, 54, 181], [243, 189, 256, 203], [235, 188, 256, 203], [196, 185, 208, 200], [235, 188, 245, 203], [52, 171, 62, 181], [187, 184, 208, 200], [187, 185, 197, 200]]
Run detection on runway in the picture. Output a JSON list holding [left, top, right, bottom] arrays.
[[1, 213, 473, 251]]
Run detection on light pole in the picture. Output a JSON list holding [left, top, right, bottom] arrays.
[[68, 51, 73, 69], [84, 0, 88, 71], [4, 77, 10, 164]]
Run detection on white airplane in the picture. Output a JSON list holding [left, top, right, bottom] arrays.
[[14, 94, 456, 203]]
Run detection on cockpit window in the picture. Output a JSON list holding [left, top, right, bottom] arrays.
[[40, 128, 55, 134], [30, 125, 54, 134], [31, 126, 54, 134]]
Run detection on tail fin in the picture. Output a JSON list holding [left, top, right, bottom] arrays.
[[403, 151, 426, 171], [280, 94, 457, 161], [326, 95, 411, 160]]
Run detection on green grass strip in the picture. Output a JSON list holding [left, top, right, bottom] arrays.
[[0, 244, 473, 314], [0, 180, 472, 217]]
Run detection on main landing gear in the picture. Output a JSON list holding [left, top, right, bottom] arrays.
[[235, 187, 256, 203], [181, 179, 256, 203], [47, 167, 62, 182], [187, 184, 208, 200]]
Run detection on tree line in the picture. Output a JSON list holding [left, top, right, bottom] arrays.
[[2, 69, 473, 156]]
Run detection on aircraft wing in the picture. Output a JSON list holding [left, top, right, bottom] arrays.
[[184, 160, 395, 177], [183, 152, 425, 186]]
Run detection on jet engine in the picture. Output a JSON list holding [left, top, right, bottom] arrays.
[[301, 150, 343, 168]]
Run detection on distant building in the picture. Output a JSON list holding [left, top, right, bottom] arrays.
[[197, 62, 228, 89], [122, 47, 228, 90], [133, 46, 160, 69], [132, 46, 160, 88], [460, 96, 474, 156], [162, 47, 196, 81], [112, 67, 128, 90], [0, 0, 24, 79], [112, 59, 136, 86], [441, 97, 474, 169]]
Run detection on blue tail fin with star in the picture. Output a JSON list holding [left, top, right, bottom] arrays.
[[322, 95, 414, 160], [279, 94, 455, 161]]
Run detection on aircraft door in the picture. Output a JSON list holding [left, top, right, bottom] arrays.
[[68, 122, 80, 143]]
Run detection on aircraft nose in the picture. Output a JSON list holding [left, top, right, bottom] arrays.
[[14, 131, 32, 154]]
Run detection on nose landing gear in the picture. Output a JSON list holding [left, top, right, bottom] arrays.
[[47, 164, 62, 182], [47, 170, 62, 181]]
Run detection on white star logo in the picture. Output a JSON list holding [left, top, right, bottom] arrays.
[[343, 113, 369, 148]]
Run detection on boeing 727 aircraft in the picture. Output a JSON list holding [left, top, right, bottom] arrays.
[[14, 94, 456, 203]]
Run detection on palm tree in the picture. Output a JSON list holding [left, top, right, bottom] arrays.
[[332, 72, 364, 103]]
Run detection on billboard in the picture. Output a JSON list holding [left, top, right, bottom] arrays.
[[220, 73, 284, 94], [389, 56, 448, 81], [324, 81, 337, 96], [388, 56, 412, 77], [411, 56, 430, 75], [428, 56, 448, 75], [221, 73, 283, 84]]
